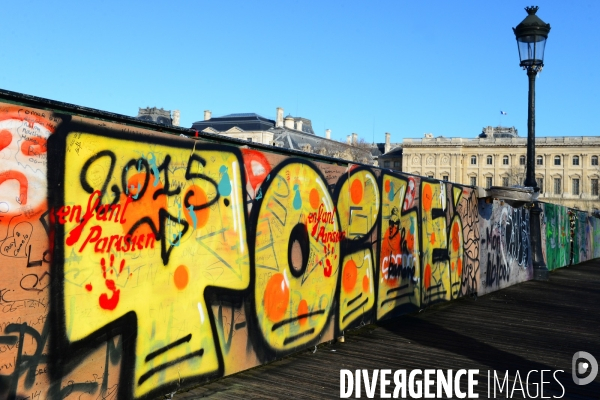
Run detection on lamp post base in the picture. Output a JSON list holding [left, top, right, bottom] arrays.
[[529, 201, 549, 281]]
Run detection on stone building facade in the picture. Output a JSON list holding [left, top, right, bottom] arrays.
[[400, 126, 600, 212]]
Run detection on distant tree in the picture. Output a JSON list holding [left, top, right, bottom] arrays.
[[354, 138, 373, 149], [507, 165, 526, 186]]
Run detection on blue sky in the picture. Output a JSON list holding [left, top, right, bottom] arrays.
[[1, 1, 598, 143]]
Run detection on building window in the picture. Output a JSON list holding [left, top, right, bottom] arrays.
[[470, 176, 477, 186], [470, 155, 477, 165], [428, 175, 434, 179], [592, 156, 599, 166], [247, 137, 253, 142], [486, 177, 493, 188], [394, 161, 400, 168], [502, 177, 509, 187], [536, 178, 543, 193], [536, 156, 543, 165], [519, 155, 525, 165], [554, 178, 561, 195], [383, 161, 390, 168], [503, 156, 510, 165], [554, 156, 561, 166], [573, 156, 580, 166], [572, 178, 580, 195], [486, 156, 493, 165], [442, 175, 449, 181], [592, 179, 599, 196]]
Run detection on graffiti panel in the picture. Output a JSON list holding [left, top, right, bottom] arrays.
[[0, 107, 60, 400], [541, 203, 570, 270], [251, 160, 340, 353], [335, 168, 379, 331], [58, 129, 250, 397], [478, 200, 532, 295], [377, 174, 420, 318], [455, 187, 479, 297], [420, 180, 451, 305], [592, 216, 600, 259], [572, 210, 592, 264]]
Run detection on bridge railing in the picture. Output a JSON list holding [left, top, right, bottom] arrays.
[[0, 89, 597, 400]]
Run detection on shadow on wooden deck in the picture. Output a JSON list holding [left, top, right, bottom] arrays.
[[173, 260, 600, 399]]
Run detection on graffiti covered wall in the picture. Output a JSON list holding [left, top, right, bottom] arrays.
[[0, 97, 596, 400], [572, 210, 593, 265], [478, 200, 531, 295], [540, 202, 571, 270], [592, 216, 600, 260], [0, 102, 481, 400]]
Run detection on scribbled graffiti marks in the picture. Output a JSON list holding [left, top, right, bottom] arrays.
[[59, 131, 250, 398]]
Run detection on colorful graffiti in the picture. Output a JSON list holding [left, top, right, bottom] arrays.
[[377, 175, 420, 318], [0, 98, 597, 400], [571, 210, 592, 265], [592, 216, 600, 260], [540, 203, 571, 270], [478, 200, 531, 294]]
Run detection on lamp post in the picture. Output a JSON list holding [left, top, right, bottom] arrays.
[[513, 6, 551, 280], [513, 5, 550, 189]]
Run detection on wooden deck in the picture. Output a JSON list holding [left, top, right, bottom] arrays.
[[174, 260, 600, 399]]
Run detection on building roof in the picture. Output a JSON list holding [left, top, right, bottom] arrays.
[[137, 107, 173, 126], [292, 117, 315, 135], [378, 147, 403, 159], [191, 113, 275, 132], [273, 128, 374, 164], [479, 126, 519, 139], [369, 143, 387, 157], [190, 109, 373, 164]]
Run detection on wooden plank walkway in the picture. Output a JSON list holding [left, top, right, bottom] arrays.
[[173, 260, 600, 399]]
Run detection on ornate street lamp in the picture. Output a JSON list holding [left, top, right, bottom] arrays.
[[513, 6, 550, 280], [513, 5, 550, 189]]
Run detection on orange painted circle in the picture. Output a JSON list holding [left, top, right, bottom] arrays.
[[362, 275, 369, 293], [384, 179, 391, 193], [20, 136, 47, 156], [121, 172, 167, 237], [184, 185, 210, 229], [126, 172, 147, 198], [457, 259, 463, 276], [264, 273, 289, 322], [342, 260, 358, 293], [174, 265, 189, 290], [309, 188, 320, 209], [297, 299, 308, 326], [423, 184, 433, 212], [350, 179, 363, 205], [424, 264, 432, 290]]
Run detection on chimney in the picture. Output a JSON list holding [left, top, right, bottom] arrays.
[[204, 110, 212, 121], [296, 119, 303, 132], [284, 115, 294, 129], [276, 107, 284, 127], [325, 129, 331, 139], [172, 110, 180, 126], [352, 133, 358, 145], [385, 132, 391, 153], [346, 135, 351, 145]]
